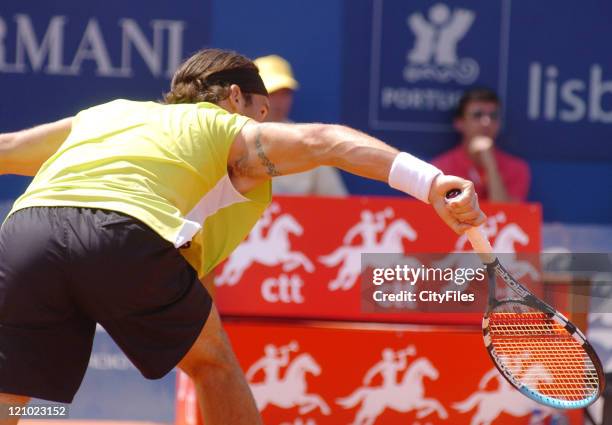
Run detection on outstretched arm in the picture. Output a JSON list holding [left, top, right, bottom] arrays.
[[230, 123, 398, 186], [0, 117, 73, 176], [228, 122, 485, 234]]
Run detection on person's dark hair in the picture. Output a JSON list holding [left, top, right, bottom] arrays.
[[454, 87, 500, 118], [164, 48, 265, 106]]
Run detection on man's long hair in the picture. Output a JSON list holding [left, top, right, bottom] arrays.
[[164, 49, 258, 105]]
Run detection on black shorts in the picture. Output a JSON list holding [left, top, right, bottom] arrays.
[[0, 207, 212, 403]]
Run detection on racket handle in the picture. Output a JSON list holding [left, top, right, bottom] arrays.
[[445, 189, 496, 264], [466, 227, 496, 264]]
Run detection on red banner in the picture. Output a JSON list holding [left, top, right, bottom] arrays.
[[214, 197, 541, 325], [176, 320, 580, 425]]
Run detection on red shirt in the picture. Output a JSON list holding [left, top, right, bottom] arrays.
[[432, 146, 530, 201]]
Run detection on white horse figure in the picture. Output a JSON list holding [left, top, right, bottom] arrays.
[[434, 221, 539, 293], [453, 212, 507, 251], [217, 214, 314, 286], [431, 213, 506, 275], [319, 219, 418, 291], [453, 367, 554, 425], [493, 223, 540, 281], [250, 353, 331, 415], [336, 357, 448, 425]]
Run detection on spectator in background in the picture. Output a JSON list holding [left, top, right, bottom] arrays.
[[432, 88, 530, 202], [254, 54, 348, 196]]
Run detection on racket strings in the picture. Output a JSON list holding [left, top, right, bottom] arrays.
[[488, 311, 599, 401]]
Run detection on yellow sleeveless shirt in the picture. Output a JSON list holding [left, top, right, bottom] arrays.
[[9, 99, 271, 277]]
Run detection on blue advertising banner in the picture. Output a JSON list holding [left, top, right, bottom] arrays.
[[1, 0, 611, 221], [368, 0, 507, 133], [344, 0, 612, 158], [0, 0, 211, 200], [504, 1, 612, 161], [343, 0, 612, 223]]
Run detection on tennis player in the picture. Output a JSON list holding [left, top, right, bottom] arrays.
[[0, 48, 484, 425]]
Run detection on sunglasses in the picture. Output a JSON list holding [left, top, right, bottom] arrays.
[[467, 110, 500, 121]]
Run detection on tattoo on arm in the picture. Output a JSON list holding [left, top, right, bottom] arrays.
[[255, 127, 281, 177]]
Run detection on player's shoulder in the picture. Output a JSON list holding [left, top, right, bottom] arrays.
[[153, 101, 235, 132], [76, 99, 160, 118], [194, 102, 251, 134]]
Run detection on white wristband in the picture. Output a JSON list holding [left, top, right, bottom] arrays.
[[388, 152, 442, 203]]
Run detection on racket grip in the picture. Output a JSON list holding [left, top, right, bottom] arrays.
[[445, 189, 496, 264], [466, 227, 496, 264]]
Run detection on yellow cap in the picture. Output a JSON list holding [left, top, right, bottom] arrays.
[[254, 55, 299, 93]]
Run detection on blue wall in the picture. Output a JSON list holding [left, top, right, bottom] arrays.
[[211, 0, 343, 124], [340, 0, 612, 223], [1, 0, 611, 224]]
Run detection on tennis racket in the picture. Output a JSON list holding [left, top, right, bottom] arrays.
[[446, 190, 605, 408]]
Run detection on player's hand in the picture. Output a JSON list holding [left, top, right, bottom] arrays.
[[428, 174, 486, 234]]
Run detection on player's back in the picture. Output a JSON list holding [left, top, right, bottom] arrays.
[[9, 99, 252, 251], [17, 100, 215, 211]]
